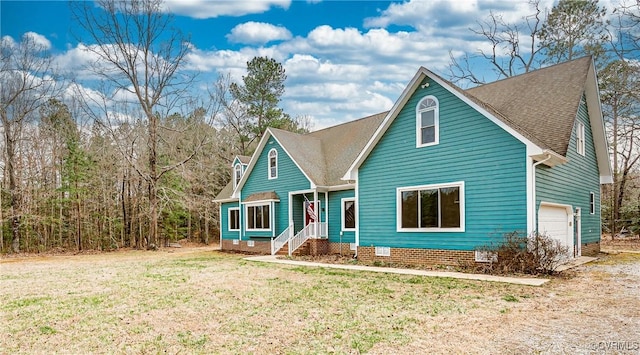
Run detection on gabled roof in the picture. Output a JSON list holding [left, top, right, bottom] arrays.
[[466, 56, 592, 156], [247, 112, 386, 189], [215, 56, 612, 203], [346, 57, 612, 183], [214, 111, 386, 201], [232, 155, 251, 166], [214, 180, 236, 202], [307, 112, 387, 186]]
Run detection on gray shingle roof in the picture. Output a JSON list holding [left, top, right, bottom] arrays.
[[236, 155, 251, 164], [214, 180, 235, 201], [467, 57, 591, 156], [243, 191, 279, 202], [269, 112, 387, 186]]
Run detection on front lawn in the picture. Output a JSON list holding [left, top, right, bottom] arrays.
[[2, 248, 638, 353]]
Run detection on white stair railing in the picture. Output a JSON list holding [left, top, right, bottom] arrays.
[[289, 223, 314, 256], [271, 224, 293, 255]]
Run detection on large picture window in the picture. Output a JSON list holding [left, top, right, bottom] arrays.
[[228, 208, 240, 231], [342, 198, 356, 231], [246, 204, 271, 230], [416, 96, 439, 147], [397, 182, 464, 232]]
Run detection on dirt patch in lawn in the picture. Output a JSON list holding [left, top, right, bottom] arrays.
[[1, 247, 639, 354], [602, 233, 640, 252]]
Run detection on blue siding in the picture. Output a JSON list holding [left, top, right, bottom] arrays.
[[536, 96, 601, 244], [241, 137, 310, 238], [328, 190, 356, 244], [358, 80, 528, 250], [220, 202, 240, 240]]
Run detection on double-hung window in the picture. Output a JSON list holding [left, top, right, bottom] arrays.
[[341, 198, 356, 231], [246, 204, 270, 231], [228, 208, 240, 231], [233, 164, 242, 189], [268, 149, 278, 179], [397, 182, 464, 232], [416, 96, 439, 147], [576, 122, 585, 156]]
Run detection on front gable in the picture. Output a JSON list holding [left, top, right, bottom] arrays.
[[344, 68, 547, 181], [233, 130, 314, 199], [358, 75, 529, 250], [242, 136, 311, 197]]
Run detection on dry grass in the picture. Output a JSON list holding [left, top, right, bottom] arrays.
[[2, 247, 639, 354]]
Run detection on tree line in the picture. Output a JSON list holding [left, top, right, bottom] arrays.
[[448, 0, 639, 237], [0, 0, 306, 252], [1, 0, 638, 253]]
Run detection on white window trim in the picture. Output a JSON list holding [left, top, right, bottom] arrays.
[[233, 164, 242, 190], [396, 181, 465, 232], [268, 148, 278, 180], [577, 121, 585, 156], [341, 197, 356, 231], [590, 192, 596, 214], [228, 207, 240, 231], [416, 95, 440, 148], [245, 202, 272, 232]]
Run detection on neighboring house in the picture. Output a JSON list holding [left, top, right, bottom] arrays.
[[214, 57, 612, 266]]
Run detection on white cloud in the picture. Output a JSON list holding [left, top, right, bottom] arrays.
[[48, 0, 626, 131], [1, 35, 16, 48], [23, 32, 52, 50], [54, 43, 103, 80], [162, 0, 291, 19], [227, 22, 292, 45]]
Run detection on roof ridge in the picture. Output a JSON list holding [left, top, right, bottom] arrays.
[[469, 56, 592, 89], [307, 111, 389, 136]]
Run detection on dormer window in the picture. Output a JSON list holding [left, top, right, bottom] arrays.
[[233, 164, 242, 189], [416, 96, 439, 147], [268, 149, 278, 179]]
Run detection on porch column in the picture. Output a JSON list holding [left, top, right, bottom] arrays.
[[314, 190, 318, 238], [324, 191, 329, 238]]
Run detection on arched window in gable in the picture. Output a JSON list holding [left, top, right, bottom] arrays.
[[416, 96, 439, 147], [268, 149, 278, 179], [233, 163, 242, 189]]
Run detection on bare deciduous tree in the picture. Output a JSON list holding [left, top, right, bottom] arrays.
[[0, 34, 58, 252], [448, 0, 545, 85], [71, 0, 205, 249]]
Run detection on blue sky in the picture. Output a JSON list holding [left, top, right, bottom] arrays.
[[0, 0, 619, 129]]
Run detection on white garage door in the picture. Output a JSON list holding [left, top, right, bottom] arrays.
[[538, 204, 573, 254]]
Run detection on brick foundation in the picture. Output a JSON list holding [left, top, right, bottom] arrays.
[[581, 241, 600, 256], [309, 239, 329, 255], [221, 239, 271, 254], [328, 242, 356, 256], [357, 246, 474, 267]]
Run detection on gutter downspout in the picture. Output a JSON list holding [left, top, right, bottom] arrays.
[[531, 153, 553, 236]]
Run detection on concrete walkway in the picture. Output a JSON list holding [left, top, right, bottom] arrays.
[[601, 249, 640, 254], [245, 255, 550, 286], [555, 256, 598, 272]]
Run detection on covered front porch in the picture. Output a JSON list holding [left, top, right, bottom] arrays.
[[272, 190, 329, 255]]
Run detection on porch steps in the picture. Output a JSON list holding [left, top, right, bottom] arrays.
[[275, 240, 311, 256]]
